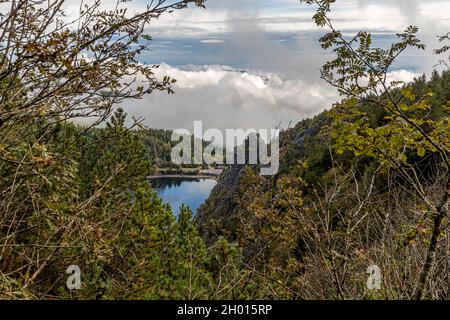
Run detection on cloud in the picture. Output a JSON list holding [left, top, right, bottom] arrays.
[[144, 0, 450, 37], [120, 63, 421, 132], [200, 39, 225, 44], [123, 63, 336, 131], [386, 70, 422, 85], [143, 0, 449, 75], [60, 0, 450, 42]]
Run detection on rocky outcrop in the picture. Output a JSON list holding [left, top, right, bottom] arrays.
[[196, 165, 247, 244]]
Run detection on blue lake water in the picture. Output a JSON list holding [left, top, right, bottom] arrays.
[[153, 178, 217, 215]]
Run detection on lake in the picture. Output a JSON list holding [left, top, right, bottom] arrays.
[[152, 178, 217, 215]]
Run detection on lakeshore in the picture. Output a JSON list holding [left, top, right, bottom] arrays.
[[148, 168, 223, 180]]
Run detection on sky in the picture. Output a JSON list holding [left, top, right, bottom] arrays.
[[108, 0, 450, 132]]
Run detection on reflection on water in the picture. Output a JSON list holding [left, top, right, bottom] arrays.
[[151, 178, 217, 216]]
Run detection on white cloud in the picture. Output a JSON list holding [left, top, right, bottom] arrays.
[[120, 64, 422, 132], [144, 0, 450, 38], [387, 70, 422, 85], [200, 39, 225, 44], [122, 63, 337, 131]]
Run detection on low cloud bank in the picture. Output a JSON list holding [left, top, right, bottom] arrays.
[[123, 63, 420, 132]]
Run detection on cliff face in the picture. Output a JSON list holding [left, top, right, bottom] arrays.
[[196, 165, 247, 244]]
